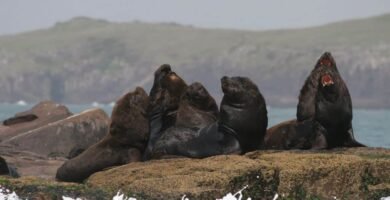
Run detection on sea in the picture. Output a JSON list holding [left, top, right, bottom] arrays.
[[0, 102, 389, 149]]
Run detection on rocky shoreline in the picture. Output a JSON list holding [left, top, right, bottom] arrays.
[[0, 148, 389, 199]]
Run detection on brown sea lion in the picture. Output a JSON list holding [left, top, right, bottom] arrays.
[[56, 87, 149, 182], [152, 76, 268, 158], [264, 119, 327, 150], [143, 64, 188, 160]]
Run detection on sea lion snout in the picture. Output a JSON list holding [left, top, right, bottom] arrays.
[[221, 76, 236, 94], [316, 52, 336, 69]]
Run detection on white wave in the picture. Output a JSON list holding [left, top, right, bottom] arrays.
[[62, 196, 82, 200], [0, 186, 22, 200], [15, 100, 27, 106], [381, 197, 390, 200], [63, 191, 136, 200], [91, 102, 101, 107]]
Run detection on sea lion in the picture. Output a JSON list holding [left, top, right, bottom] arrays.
[[2, 114, 38, 126], [56, 87, 149, 182], [150, 82, 218, 158], [0, 156, 10, 176], [297, 52, 365, 148], [175, 82, 219, 128], [0, 156, 18, 177], [143, 64, 188, 160], [152, 76, 268, 158], [297, 52, 338, 121], [264, 119, 327, 150]]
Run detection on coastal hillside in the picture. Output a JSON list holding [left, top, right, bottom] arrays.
[[0, 14, 389, 107]]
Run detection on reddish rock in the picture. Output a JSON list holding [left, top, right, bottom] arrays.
[[2, 108, 109, 157], [0, 144, 64, 179], [0, 101, 72, 142]]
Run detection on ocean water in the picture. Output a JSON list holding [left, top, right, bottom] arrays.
[[0, 103, 388, 148]]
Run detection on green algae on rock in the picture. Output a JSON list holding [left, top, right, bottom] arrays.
[[0, 148, 389, 199]]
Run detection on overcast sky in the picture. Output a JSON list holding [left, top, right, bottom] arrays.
[[1, 0, 390, 35]]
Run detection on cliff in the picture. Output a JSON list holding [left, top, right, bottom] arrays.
[[0, 14, 389, 108]]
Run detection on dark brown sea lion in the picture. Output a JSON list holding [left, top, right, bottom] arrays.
[[2, 114, 38, 126], [0, 156, 18, 177], [175, 82, 219, 128], [56, 87, 149, 182], [264, 119, 327, 150], [0, 156, 10, 176], [143, 64, 188, 160], [150, 82, 218, 158], [152, 76, 268, 158], [297, 52, 365, 148]]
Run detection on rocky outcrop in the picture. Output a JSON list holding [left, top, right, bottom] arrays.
[[1, 108, 109, 157], [0, 101, 72, 142], [0, 144, 64, 179], [0, 148, 388, 200]]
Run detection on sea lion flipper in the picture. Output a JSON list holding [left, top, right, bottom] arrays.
[[310, 122, 328, 150], [343, 128, 366, 147], [143, 106, 164, 161], [297, 69, 322, 121]]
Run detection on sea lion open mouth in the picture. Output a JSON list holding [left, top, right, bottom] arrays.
[[321, 74, 334, 87]]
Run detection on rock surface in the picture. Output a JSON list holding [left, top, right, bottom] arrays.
[[0, 101, 72, 142], [0, 148, 388, 200], [1, 108, 109, 157], [0, 144, 65, 179]]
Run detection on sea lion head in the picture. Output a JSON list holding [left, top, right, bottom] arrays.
[[148, 64, 188, 113], [154, 64, 172, 85], [183, 82, 218, 112], [110, 87, 150, 149], [130, 87, 149, 109], [161, 71, 187, 95], [314, 52, 338, 72], [149, 64, 173, 99], [221, 76, 261, 107]]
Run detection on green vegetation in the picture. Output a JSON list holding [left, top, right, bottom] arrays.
[[0, 14, 389, 107]]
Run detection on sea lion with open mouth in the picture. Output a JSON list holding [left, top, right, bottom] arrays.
[[297, 52, 365, 148]]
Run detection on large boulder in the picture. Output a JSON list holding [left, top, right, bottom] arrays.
[[87, 148, 390, 200], [0, 101, 72, 142], [1, 108, 109, 157]]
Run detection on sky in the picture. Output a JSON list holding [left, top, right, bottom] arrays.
[[1, 0, 390, 35]]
